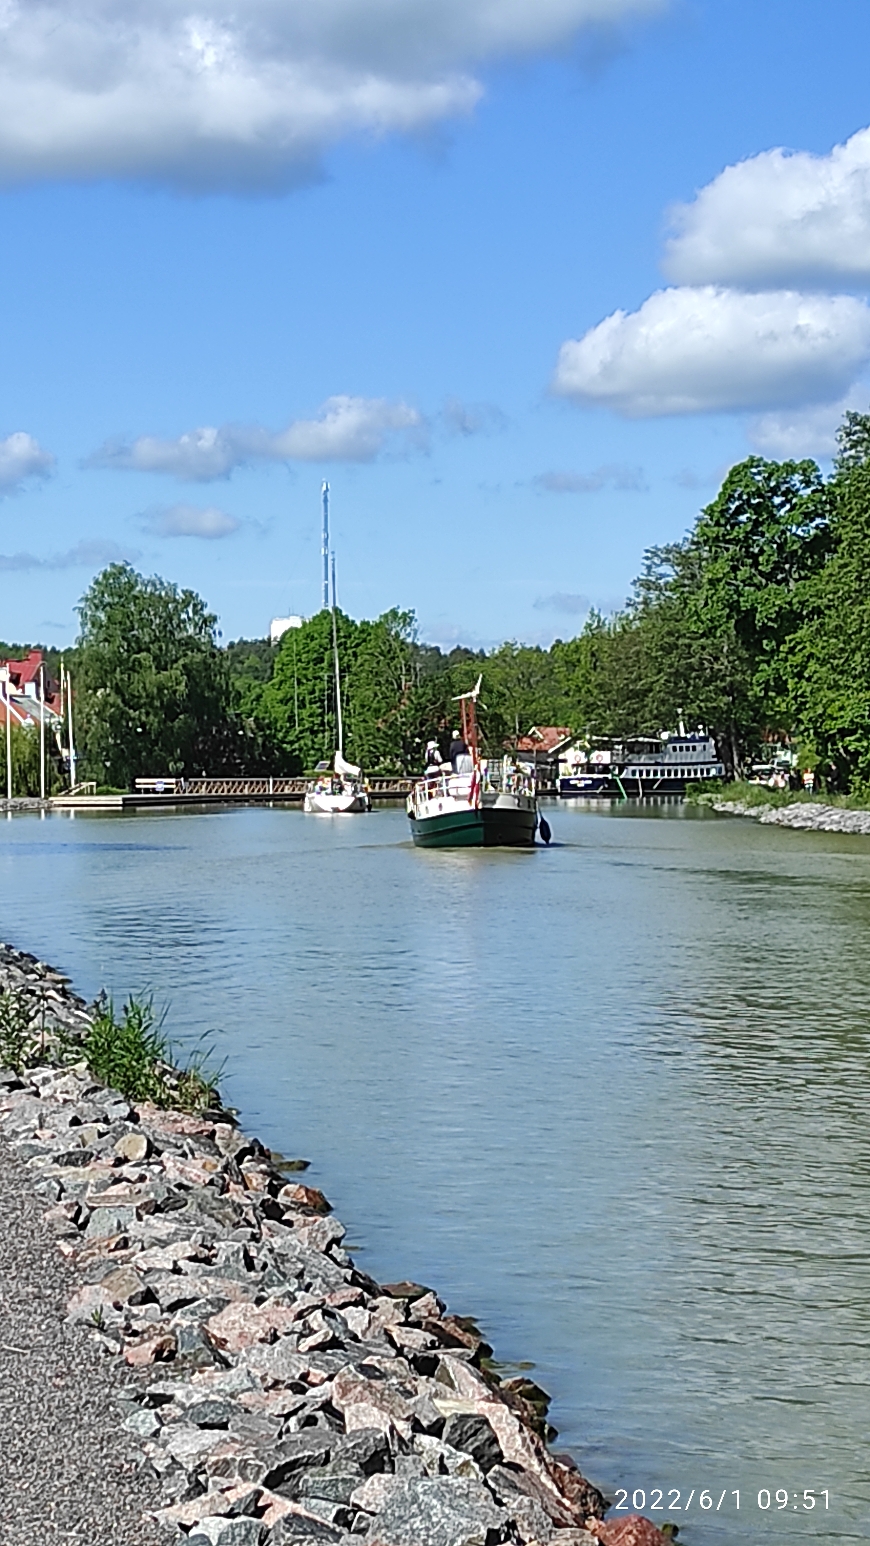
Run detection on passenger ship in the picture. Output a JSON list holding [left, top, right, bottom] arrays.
[[559, 732, 724, 797], [619, 733, 724, 795]]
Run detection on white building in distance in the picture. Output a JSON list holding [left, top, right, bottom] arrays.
[[270, 614, 304, 645]]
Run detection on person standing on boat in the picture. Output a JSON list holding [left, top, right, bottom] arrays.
[[450, 729, 473, 774]]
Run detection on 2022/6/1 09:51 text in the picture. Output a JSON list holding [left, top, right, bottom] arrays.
[[612, 1489, 830, 1513]]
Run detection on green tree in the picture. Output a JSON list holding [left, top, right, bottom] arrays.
[[786, 413, 870, 787], [75, 564, 232, 786]]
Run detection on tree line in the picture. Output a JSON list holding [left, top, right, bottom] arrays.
[[7, 407, 870, 793]]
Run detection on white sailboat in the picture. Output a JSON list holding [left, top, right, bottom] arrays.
[[304, 489, 370, 816]]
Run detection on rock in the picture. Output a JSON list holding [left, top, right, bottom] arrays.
[[188, 1516, 265, 1546], [122, 1406, 163, 1439], [123, 1329, 177, 1367], [84, 1203, 137, 1238], [267, 1516, 346, 1543], [184, 1398, 237, 1428], [295, 1463, 366, 1504], [207, 1298, 300, 1353], [596, 1518, 673, 1546], [114, 1129, 151, 1162], [441, 1413, 503, 1473], [333, 1427, 391, 1476], [505, 1495, 555, 1543], [99, 1265, 152, 1306], [366, 1476, 508, 1546], [349, 1473, 398, 1513], [258, 1430, 335, 1489], [278, 1183, 332, 1215]]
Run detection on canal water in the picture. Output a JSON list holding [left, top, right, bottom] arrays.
[[1, 801, 868, 1544]]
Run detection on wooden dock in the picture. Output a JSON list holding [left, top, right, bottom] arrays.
[[49, 776, 413, 811]]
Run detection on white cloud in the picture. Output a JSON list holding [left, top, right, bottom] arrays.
[[0, 0, 664, 189], [0, 431, 55, 493], [89, 395, 425, 480], [535, 464, 646, 492], [553, 287, 870, 417], [141, 503, 241, 538], [665, 127, 870, 289], [748, 389, 869, 459], [0, 539, 131, 570], [270, 396, 424, 460]]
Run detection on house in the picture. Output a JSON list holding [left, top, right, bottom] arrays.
[[0, 650, 63, 731], [513, 726, 574, 791]]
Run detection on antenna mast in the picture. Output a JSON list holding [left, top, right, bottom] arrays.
[[321, 481, 330, 611], [330, 551, 344, 756]]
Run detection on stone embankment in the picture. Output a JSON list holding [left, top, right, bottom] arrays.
[[711, 798, 870, 834], [0, 941, 667, 1546]]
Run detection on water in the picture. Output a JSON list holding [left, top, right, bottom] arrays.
[[1, 800, 868, 1544]]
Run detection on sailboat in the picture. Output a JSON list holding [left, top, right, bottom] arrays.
[[304, 490, 370, 815], [406, 677, 538, 847]]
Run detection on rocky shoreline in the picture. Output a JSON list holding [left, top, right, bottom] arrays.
[[711, 798, 870, 834], [0, 941, 665, 1546]]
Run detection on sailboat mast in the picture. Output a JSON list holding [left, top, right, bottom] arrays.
[[331, 551, 344, 756], [321, 481, 330, 611]]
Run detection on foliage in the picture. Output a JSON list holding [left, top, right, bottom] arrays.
[[57, 417, 870, 792], [0, 721, 63, 798], [78, 994, 221, 1111], [74, 564, 234, 786]]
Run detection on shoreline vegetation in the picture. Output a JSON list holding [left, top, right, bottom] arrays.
[[0, 938, 670, 1546], [692, 782, 870, 834], [6, 406, 870, 800]]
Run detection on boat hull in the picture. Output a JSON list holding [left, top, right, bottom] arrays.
[[409, 803, 537, 848], [303, 790, 369, 814]]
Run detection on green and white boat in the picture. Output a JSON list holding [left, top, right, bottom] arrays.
[[407, 679, 539, 848]]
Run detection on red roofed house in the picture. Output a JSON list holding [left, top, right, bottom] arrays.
[[0, 650, 63, 731], [513, 726, 574, 792]]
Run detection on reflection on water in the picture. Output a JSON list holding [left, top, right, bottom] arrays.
[[1, 801, 869, 1543]]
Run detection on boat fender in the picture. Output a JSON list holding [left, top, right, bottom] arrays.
[[539, 814, 552, 845]]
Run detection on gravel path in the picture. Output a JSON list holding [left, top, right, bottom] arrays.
[[0, 1140, 162, 1545]]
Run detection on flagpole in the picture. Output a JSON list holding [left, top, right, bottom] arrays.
[[38, 662, 46, 801]]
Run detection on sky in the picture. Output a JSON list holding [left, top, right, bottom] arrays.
[[3, 0, 870, 650]]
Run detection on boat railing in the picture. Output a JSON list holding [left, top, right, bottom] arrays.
[[413, 764, 536, 802]]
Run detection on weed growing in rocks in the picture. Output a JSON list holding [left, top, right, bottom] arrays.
[[77, 995, 222, 1113]]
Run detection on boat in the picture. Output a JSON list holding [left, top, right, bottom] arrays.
[[304, 751, 370, 814], [619, 732, 724, 795], [303, 495, 370, 816], [407, 678, 539, 847]]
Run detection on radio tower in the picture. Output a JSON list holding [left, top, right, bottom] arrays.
[[321, 481, 330, 611]]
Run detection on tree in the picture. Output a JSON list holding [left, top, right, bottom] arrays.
[[785, 414, 870, 787], [75, 564, 232, 786]]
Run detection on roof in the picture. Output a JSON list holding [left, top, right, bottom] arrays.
[[515, 726, 572, 753]]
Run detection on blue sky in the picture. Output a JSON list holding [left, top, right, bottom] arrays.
[[3, 0, 870, 649]]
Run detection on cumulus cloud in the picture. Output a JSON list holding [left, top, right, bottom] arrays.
[[88, 396, 425, 480], [553, 287, 870, 417], [0, 0, 664, 189], [534, 464, 646, 492], [665, 126, 870, 289], [140, 503, 241, 538], [0, 539, 132, 571], [0, 431, 55, 493]]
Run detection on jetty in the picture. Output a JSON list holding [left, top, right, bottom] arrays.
[[46, 776, 414, 812]]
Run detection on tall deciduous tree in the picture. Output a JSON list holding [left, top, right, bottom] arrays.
[[75, 564, 232, 786]]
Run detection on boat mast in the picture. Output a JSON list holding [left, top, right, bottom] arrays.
[[331, 551, 344, 756], [321, 481, 330, 612]]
